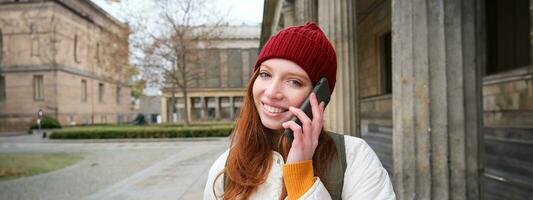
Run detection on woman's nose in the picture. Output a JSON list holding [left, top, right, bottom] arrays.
[[264, 81, 283, 99]]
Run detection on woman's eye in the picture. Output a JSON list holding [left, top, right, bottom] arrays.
[[258, 71, 271, 78], [288, 80, 302, 87]]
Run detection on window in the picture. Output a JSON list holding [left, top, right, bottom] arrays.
[[81, 79, 87, 102], [98, 83, 104, 103], [74, 34, 80, 63], [30, 24, 39, 57], [0, 76, 5, 103], [116, 86, 121, 104], [33, 75, 44, 101], [486, 0, 531, 75], [379, 32, 392, 94]]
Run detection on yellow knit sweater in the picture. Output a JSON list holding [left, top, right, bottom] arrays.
[[283, 160, 315, 200]]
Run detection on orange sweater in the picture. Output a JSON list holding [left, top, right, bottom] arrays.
[[283, 160, 315, 200]]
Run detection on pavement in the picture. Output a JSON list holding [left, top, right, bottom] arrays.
[[0, 132, 230, 200]]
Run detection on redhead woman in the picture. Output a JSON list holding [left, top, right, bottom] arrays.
[[203, 22, 395, 200]]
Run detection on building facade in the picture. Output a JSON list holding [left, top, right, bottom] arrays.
[[0, 0, 133, 131], [160, 25, 260, 123], [262, 0, 533, 199]]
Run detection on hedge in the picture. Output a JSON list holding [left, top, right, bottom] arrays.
[[48, 126, 233, 139], [30, 116, 62, 129]]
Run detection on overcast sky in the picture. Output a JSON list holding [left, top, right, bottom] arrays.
[[90, 0, 264, 25]]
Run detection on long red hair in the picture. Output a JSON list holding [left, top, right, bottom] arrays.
[[214, 69, 337, 199]]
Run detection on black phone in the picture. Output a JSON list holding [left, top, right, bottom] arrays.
[[284, 77, 331, 141]]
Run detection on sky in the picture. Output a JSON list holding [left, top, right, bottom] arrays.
[[90, 0, 264, 25]]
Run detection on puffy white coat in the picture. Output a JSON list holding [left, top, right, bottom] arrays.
[[203, 135, 396, 200]]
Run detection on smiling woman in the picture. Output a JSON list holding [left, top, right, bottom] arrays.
[[253, 59, 313, 130], [203, 22, 395, 200]]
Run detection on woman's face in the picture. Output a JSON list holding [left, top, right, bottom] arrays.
[[252, 58, 313, 130]]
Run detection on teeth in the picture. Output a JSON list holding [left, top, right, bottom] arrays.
[[264, 103, 286, 113]]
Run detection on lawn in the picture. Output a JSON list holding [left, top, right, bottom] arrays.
[[0, 152, 83, 181]]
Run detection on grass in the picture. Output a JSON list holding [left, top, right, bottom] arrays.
[[0, 152, 83, 181]]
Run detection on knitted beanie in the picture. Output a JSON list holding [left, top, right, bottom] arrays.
[[255, 22, 337, 93]]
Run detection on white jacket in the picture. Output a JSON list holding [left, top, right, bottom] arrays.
[[203, 135, 396, 200]]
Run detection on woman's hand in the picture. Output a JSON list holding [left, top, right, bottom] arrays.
[[282, 92, 325, 163]]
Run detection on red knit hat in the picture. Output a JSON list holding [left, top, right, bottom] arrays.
[[255, 22, 337, 93]]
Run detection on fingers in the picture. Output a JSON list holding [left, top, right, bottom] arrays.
[[310, 93, 321, 124], [289, 105, 312, 129], [283, 120, 303, 142]]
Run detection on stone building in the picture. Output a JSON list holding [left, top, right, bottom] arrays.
[[0, 0, 133, 131], [160, 25, 259, 123], [262, 0, 533, 199]]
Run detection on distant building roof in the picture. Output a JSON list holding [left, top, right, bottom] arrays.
[[188, 25, 261, 40], [218, 25, 261, 39], [0, 0, 128, 30]]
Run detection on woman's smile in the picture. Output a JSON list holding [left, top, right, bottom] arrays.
[[261, 102, 288, 115]]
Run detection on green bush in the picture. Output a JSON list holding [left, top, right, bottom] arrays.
[[30, 116, 62, 129], [48, 125, 233, 139]]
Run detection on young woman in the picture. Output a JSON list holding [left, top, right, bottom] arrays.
[[204, 22, 395, 200]]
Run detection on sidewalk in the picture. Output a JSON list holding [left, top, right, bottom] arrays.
[[0, 134, 229, 200]]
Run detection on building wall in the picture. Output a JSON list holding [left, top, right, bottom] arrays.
[[483, 67, 533, 127], [356, 0, 392, 137], [357, 0, 390, 99], [161, 26, 260, 123], [0, 0, 131, 131], [356, 0, 533, 131]]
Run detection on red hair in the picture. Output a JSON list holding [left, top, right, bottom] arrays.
[[214, 69, 337, 199]]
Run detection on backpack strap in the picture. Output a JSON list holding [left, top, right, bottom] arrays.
[[223, 132, 347, 200], [325, 131, 347, 200]]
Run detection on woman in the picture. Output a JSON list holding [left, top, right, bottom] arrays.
[[204, 22, 395, 200]]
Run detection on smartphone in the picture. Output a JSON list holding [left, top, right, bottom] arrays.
[[284, 77, 331, 141]]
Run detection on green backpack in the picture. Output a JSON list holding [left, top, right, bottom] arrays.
[[224, 131, 347, 199]]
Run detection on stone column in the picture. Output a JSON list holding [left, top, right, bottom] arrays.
[[161, 97, 168, 123], [391, 0, 483, 199], [282, 1, 295, 27], [295, 0, 318, 24], [229, 96, 235, 120], [318, 0, 360, 136], [201, 97, 208, 121], [215, 96, 221, 120], [186, 97, 193, 122]]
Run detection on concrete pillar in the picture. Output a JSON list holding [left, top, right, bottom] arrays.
[[201, 96, 208, 121], [229, 96, 235, 120], [186, 97, 193, 122], [271, 0, 285, 34], [295, 0, 318, 24], [215, 96, 221, 120], [282, 1, 295, 27], [318, 0, 360, 136], [161, 97, 168, 123], [391, 0, 483, 199]]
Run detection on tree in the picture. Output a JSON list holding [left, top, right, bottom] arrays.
[[129, 0, 225, 126]]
